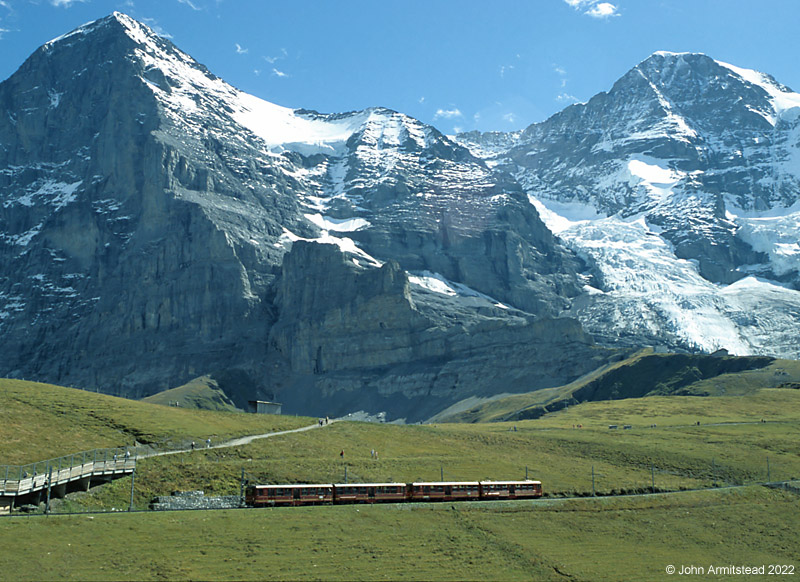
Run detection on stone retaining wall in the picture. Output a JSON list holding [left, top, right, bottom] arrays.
[[150, 490, 242, 511]]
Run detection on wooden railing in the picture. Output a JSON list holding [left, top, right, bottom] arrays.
[[1, 448, 136, 498]]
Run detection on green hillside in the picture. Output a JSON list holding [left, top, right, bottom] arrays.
[[0, 379, 309, 465], [141, 375, 240, 412], [435, 351, 800, 423]]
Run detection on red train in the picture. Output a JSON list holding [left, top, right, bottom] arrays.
[[245, 480, 542, 507]]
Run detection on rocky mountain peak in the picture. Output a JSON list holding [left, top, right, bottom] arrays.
[[41, 11, 183, 66], [624, 51, 800, 130], [0, 13, 603, 420], [455, 49, 800, 360], [44, 11, 149, 46]]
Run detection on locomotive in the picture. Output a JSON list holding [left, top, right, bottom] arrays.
[[245, 480, 542, 507]]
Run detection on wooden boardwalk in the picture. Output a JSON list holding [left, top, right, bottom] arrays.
[[1, 449, 135, 512]]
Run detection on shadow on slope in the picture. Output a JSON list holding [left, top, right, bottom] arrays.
[[434, 350, 800, 423]]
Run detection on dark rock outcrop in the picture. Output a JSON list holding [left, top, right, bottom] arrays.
[[264, 241, 615, 422]]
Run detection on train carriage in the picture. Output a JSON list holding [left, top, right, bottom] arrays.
[[245, 478, 543, 508], [479, 480, 542, 500], [333, 483, 408, 504], [245, 484, 334, 507], [409, 481, 481, 502]]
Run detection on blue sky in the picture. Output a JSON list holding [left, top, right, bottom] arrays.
[[1, 0, 800, 134]]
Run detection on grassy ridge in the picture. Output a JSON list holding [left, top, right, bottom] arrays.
[[440, 353, 800, 423], [2, 487, 797, 581], [0, 379, 311, 465], [141, 375, 240, 412]]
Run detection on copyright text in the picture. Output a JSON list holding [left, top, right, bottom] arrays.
[[666, 564, 795, 576]]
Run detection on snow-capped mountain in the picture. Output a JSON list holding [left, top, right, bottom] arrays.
[[457, 51, 800, 358], [1, 15, 798, 419], [0, 13, 604, 420]]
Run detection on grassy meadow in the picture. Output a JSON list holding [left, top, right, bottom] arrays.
[[2, 377, 799, 580], [44, 388, 800, 514], [1, 487, 797, 581]]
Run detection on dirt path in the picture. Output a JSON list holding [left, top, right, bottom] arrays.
[[142, 420, 336, 459]]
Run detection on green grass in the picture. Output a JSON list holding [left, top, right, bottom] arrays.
[[141, 375, 240, 412], [440, 352, 800, 423], [48, 389, 800, 514], [1, 487, 797, 581], [3, 378, 800, 580], [0, 379, 311, 465]]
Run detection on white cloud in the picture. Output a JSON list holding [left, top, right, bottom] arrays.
[[235, 43, 248, 54], [554, 65, 569, 88], [556, 93, 580, 103], [563, 0, 619, 19], [502, 112, 516, 124], [499, 64, 514, 78], [0, 27, 8, 39], [177, 0, 202, 10], [50, 0, 87, 7], [263, 48, 288, 64], [433, 108, 462, 120], [418, 96, 425, 104], [587, 2, 618, 18], [272, 68, 288, 78]]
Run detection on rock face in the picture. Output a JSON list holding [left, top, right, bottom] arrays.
[[0, 14, 307, 395], [266, 241, 611, 421], [0, 14, 611, 420]]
